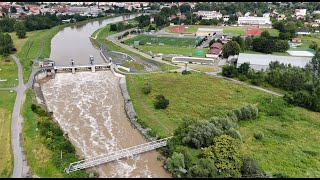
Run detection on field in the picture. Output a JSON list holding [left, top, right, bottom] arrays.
[[22, 90, 63, 177], [126, 72, 320, 177], [0, 91, 16, 178], [0, 56, 18, 88], [167, 25, 279, 36], [297, 35, 320, 48], [9, 31, 42, 55], [180, 63, 217, 72], [124, 35, 197, 47], [133, 45, 208, 57]]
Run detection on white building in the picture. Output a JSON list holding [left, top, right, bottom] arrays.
[[194, 11, 222, 20], [236, 53, 312, 71], [313, 10, 320, 15], [315, 19, 320, 23], [294, 9, 307, 16], [238, 16, 271, 25], [263, 13, 270, 17], [223, 15, 229, 22]]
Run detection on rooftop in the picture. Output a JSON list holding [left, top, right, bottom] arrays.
[[237, 53, 312, 68]]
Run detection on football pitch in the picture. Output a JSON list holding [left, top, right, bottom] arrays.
[[124, 35, 198, 47]]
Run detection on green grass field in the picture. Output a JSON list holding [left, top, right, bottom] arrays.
[[9, 31, 42, 55], [126, 72, 320, 177], [297, 35, 320, 49], [22, 90, 63, 177], [0, 56, 18, 88], [122, 61, 145, 70], [261, 28, 279, 37], [0, 91, 16, 178], [124, 35, 197, 47], [134, 45, 208, 58]]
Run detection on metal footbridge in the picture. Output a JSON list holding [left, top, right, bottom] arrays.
[[64, 137, 172, 173]]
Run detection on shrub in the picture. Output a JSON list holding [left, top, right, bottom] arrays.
[[154, 94, 169, 109], [241, 156, 262, 177], [222, 65, 238, 78], [238, 74, 248, 81], [142, 83, 152, 94], [139, 41, 145, 45], [227, 128, 242, 142], [232, 105, 258, 121], [182, 70, 191, 75], [254, 131, 264, 140]]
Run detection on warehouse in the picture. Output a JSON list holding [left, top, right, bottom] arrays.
[[236, 53, 312, 71]]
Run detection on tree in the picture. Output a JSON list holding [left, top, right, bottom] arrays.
[[222, 41, 240, 58], [154, 94, 169, 109], [273, 39, 290, 52], [204, 135, 242, 178], [183, 120, 223, 148], [10, 6, 17, 13], [14, 21, 26, 39], [142, 83, 152, 94], [166, 152, 186, 178], [237, 62, 250, 75], [187, 158, 218, 178], [110, 24, 117, 31], [231, 36, 245, 51], [222, 65, 238, 78], [244, 36, 253, 50], [209, 39, 216, 47], [260, 30, 271, 39], [306, 52, 320, 87], [0, 17, 16, 32], [0, 32, 14, 55], [241, 156, 262, 177], [279, 32, 291, 40], [179, 4, 191, 13]]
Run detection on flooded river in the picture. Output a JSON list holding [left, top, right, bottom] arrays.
[[41, 15, 171, 177]]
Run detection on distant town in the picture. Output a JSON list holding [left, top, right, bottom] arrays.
[[0, 1, 320, 179]]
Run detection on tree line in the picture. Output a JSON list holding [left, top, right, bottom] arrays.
[[222, 53, 320, 112]]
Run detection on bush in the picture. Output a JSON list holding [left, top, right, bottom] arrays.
[[238, 74, 248, 81], [182, 70, 191, 75], [154, 94, 169, 109], [139, 41, 145, 45], [241, 156, 262, 177], [222, 65, 238, 78], [142, 83, 152, 94], [232, 105, 258, 121], [254, 131, 264, 140]]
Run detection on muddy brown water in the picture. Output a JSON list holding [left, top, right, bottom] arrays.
[[41, 14, 171, 178]]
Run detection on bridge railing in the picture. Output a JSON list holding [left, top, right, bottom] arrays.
[[65, 137, 172, 173]]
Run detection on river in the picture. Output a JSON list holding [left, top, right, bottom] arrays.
[[41, 14, 171, 178]]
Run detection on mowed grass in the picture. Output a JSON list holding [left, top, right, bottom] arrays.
[[134, 45, 208, 57], [124, 35, 197, 47], [297, 35, 320, 48], [122, 61, 145, 70], [261, 28, 279, 37], [126, 72, 273, 137], [0, 91, 16, 178], [22, 90, 63, 177], [126, 72, 320, 177], [0, 56, 18, 88], [9, 31, 42, 55], [16, 30, 47, 60]]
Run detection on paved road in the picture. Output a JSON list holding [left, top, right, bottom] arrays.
[[10, 55, 29, 178]]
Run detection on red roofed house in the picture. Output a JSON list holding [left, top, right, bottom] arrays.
[[291, 38, 301, 43], [206, 42, 223, 58]]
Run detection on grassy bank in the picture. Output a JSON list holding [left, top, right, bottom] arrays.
[[0, 91, 16, 177], [126, 72, 320, 177], [22, 90, 89, 178], [0, 55, 18, 88]]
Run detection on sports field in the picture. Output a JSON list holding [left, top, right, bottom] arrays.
[[124, 35, 197, 47]]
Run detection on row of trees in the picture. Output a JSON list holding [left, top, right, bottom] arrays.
[[165, 104, 263, 178], [222, 53, 320, 112]]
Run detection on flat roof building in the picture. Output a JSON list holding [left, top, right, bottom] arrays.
[[236, 53, 312, 71], [238, 16, 271, 25]]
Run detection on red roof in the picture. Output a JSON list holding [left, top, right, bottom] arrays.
[[210, 42, 223, 49], [207, 48, 222, 55]]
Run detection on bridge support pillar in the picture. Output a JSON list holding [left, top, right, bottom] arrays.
[[91, 65, 95, 72], [72, 67, 75, 74], [51, 69, 56, 79]]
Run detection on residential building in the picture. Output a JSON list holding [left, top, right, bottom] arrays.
[[304, 22, 319, 27], [206, 42, 223, 58], [263, 13, 270, 18], [296, 29, 311, 35], [223, 15, 229, 22], [194, 11, 222, 20], [244, 12, 250, 17], [295, 9, 307, 16], [313, 10, 320, 15], [291, 38, 301, 43], [238, 16, 271, 25], [315, 19, 320, 23], [277, 14, 286, 21], [236, 53, 312, 71]]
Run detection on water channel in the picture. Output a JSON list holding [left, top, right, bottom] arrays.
[[41, 14, 171, 178]]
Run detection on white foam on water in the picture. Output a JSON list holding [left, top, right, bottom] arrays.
[[41, 71, 154, 177]]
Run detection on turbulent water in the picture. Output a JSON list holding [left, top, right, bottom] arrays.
[[41, 71, 171, 178]]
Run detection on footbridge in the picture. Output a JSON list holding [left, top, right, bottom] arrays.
[[64, 137, 172, 173]]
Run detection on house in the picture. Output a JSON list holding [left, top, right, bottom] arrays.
[[304, 22, 319, 27], [238, 16, 271, 25], [236, 11, 243, 17], [263, 13, 270, 18], [206, 42, 223, 58], [194, 11, 222, 20], [313, 10, 320, 15], [236, 53, 312, 71], [168, 15, 176, 21], [315, 19, 320, 23], [244, 12, 250, 17], [223, 15, 229, 22], [277, 14, 286, 21], [196, 28, 223, 37], [295, 9, 307, 17], [296, 29, 311, 35], [291, 38, 301, 43]]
